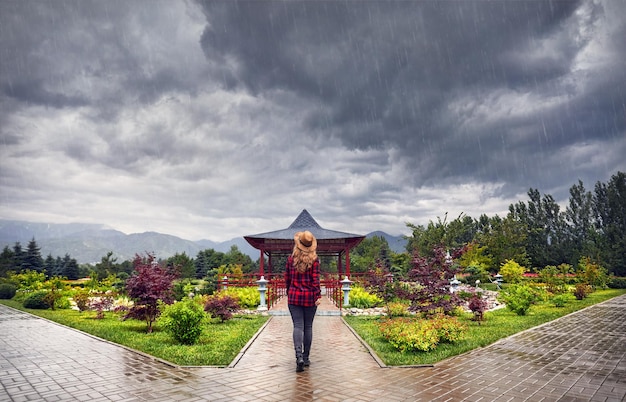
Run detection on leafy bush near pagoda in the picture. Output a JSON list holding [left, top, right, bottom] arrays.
[[158, 298, 207, 345], [349, 285, 383, 309]]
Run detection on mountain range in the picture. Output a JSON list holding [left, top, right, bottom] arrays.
[[0, 220, 407, 264]]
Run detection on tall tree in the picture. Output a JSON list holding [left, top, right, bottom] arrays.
[[476, 214, 529, 270], [62, 254, 80, 280], [167, 252, 195, 279], [0, 246, 15, 277], [406, 212, 476, 257], [12, 242, 25, 272], [565, 180, 597, 264], [23, 238, 44, 273], [593, 171, 626, 276]]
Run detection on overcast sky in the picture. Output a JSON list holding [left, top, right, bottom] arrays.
[[1, 0, 625, 242]]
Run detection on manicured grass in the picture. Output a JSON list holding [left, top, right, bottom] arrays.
[[344, 289, 626, 366], [0, 300, 268, 366]]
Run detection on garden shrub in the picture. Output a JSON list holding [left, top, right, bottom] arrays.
[[573, 283, 592, 300], [23, 290, 51, 309], [159, 299, 206, 345], [73, 289, 91, 312], [577, 257, 608, 289], [499, 260, 526, 283], [385, 301, 410, 317], [378, 315, 466, 352], [551, 293, 573, 307], [608, 277, 626, 289], [204, 294, 239, 322], [538, 264, 571, 294], [0, 283, 17, 299], [89, 291, 116, 319], [499, 284, 538, 315], [219, 287, 260, 309], [468, 294, 487, 322], [349, 286, 383, 309]]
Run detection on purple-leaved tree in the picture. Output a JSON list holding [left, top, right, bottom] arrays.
[[124, 253, 178, 333], [400, 245, 467, 315]]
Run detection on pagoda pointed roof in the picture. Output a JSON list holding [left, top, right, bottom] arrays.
[[244, 209, 365, 254]]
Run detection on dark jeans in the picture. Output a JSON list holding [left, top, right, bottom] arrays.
[[288, 304, 317, 359]]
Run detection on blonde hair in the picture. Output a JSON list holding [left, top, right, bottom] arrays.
[[292, 245, 317, 274]]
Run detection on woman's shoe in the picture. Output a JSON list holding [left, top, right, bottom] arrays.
[[303, 358, 310, 367], [296, 356, 305, 372]]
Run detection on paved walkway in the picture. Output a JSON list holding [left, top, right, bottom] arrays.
[[1, 295, 625, 401]]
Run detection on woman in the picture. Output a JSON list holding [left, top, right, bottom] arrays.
[[285, 230, 322, 372]]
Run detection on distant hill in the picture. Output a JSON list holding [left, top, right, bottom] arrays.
[[0, 220, 406, 264], [366, 231, 407, 254]]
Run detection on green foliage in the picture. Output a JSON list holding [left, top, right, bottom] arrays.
[[378, 314, 466, 352], [0, 283, 17, 299], [218, 287, 260, 309], [463, 261, 490, 285], [72, 289, 89, 312], [551, 293, 573, 307], [349, 285, 383, 309], [577, 257, 608, 289], [7, 270, 47, 291], [23, 290, 51, 309], [538, 264, 572, 294], [499, 259, 526, 283], [158, 299, 207, 345], [608, 277, 626, 289], [499, 284, 538, 315], [385, 301, 410, 317]]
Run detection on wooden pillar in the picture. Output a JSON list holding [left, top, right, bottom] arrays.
[[259, 248, 265, 276], [268, 252, 273, 276], [345, 247, 351, 277], [337, 251, 343, 277]]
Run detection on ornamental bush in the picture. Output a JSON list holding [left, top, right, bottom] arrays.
[[552, 293, 573, 307], [349, 285, 383, 309], [159, 299, 206, 345], [499, 260, 526, 283], [499, 284, 538, 316], [0, 283, 17, 299], [204, 294, 239, 322], [573, 283, 592, 300], [23, 290, 51, 309], [385, 301, 411, 317], [219, 287, 260, 309], [378, 315, 466, 352]]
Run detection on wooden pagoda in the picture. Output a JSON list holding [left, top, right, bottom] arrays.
[[244, 209, 365, 277]]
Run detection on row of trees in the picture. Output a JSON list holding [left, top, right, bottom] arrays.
[[0, 238, 255, 283], [352, 171, 625, 276], [1, 171, 623, 280]]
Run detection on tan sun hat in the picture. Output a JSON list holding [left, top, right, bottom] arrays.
[[294, 230, 317, 253]]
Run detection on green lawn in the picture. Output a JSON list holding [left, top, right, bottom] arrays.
[[344, 289, 626, 366], [0, 299, 268, 366]]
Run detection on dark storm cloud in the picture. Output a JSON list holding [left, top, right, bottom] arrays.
[[198, 0, 625, 197]]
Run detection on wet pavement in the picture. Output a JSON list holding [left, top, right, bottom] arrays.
[[0, 294, 625, 401]]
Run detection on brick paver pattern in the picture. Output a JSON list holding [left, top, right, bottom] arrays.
[[1, 294, 625, 401]]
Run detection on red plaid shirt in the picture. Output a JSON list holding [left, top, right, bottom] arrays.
[[285, 255, 321, 307]]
